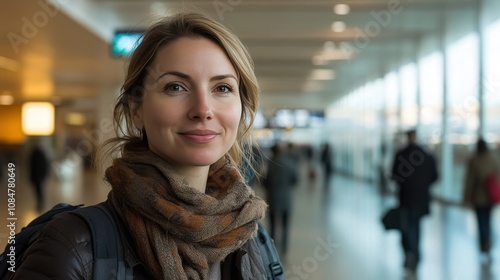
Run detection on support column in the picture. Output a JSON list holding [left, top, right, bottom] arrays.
[[476, 0, 485, 137], [440, 7, 453, 199], [414, 36, 422, 136], [397, 63, 403, 134]]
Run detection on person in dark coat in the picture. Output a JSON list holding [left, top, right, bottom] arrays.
[[391, 130, 438, 272], [29, 142, 49, 212], [463, 138, 499, 262], [320, 143, 333, 191], [264, 143, 298, 254]]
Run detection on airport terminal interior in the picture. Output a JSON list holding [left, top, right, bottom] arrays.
[[1, 0, 500, 279]]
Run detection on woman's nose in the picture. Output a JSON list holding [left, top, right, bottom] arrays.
[[188, 93, 214, 120]]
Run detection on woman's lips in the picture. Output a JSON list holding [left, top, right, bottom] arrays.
[[179, 130, 218, 143]]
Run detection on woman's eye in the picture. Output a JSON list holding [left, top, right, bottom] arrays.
[[165, 83, 184, 92], [216, 85, 232, 93]]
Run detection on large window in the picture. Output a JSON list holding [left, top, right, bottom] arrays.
[[399, 63, 418, 130], [419, 51, 444, 145], [484, 20, 500, 142], [446, 33, 480, 143], [446, 33, 480, 200], [384, 72, 400, 136], [484, 19, 500, 165]]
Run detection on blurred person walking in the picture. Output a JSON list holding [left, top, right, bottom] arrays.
[[28, 139, 49, 212], [463, 138, 499, 262], [304, 144, 317, 188], [264, 143, 299, 255], [320, 143, 333, 191], [391, 130, 438, 273]]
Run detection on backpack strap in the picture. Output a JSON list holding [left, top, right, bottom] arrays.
[[71, 204, 131, 280], [256, 222, 284, 280]]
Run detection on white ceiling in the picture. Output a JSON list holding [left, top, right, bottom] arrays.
[[0, 0, 480, 116]]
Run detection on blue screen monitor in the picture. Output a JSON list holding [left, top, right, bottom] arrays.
[[111, 30, 144, 57]]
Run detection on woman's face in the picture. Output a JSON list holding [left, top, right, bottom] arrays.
[[131, 37, 242, 169]]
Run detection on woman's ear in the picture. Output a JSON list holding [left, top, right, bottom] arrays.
[[129, 101, 143, 130]]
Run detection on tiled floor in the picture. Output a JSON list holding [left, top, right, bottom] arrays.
[[256, 163, 500, 280], [1, 159, 499, 280]]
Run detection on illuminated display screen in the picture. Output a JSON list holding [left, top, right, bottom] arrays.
[[269, 109, 324, 128], [111, 30, 144, 57]]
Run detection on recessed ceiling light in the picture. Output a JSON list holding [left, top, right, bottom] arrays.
[[22, 102, 55, 135], [65, 112, 87, 126], [331, 21, 346, 32], [0, 95, 14, 105], [334, 4, 350, 15]]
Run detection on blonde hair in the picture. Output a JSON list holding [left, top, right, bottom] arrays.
[[99, 12, 259, 171]]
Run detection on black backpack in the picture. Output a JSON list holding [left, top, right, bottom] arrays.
[[0, 203, 132, 280], [1, 204, 283, 280], [256, 222, 285, 280]]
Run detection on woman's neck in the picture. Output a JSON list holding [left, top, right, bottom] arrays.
[[175, 165, 210, 193]]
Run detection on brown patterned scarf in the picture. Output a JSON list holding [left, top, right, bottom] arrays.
[[104, 140, 267, 280]]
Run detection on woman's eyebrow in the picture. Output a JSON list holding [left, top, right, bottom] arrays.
[[156, 71, 190, 82], [155, 72, 237, 83], [210, 74, 238, 82]]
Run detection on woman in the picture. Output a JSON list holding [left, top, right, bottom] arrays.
[[463, 138, 499, 261], [12, 12, 279, 279]]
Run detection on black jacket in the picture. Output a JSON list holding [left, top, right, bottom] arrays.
[[391, 144, 438, 215], [10, 201, 268, 280]]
